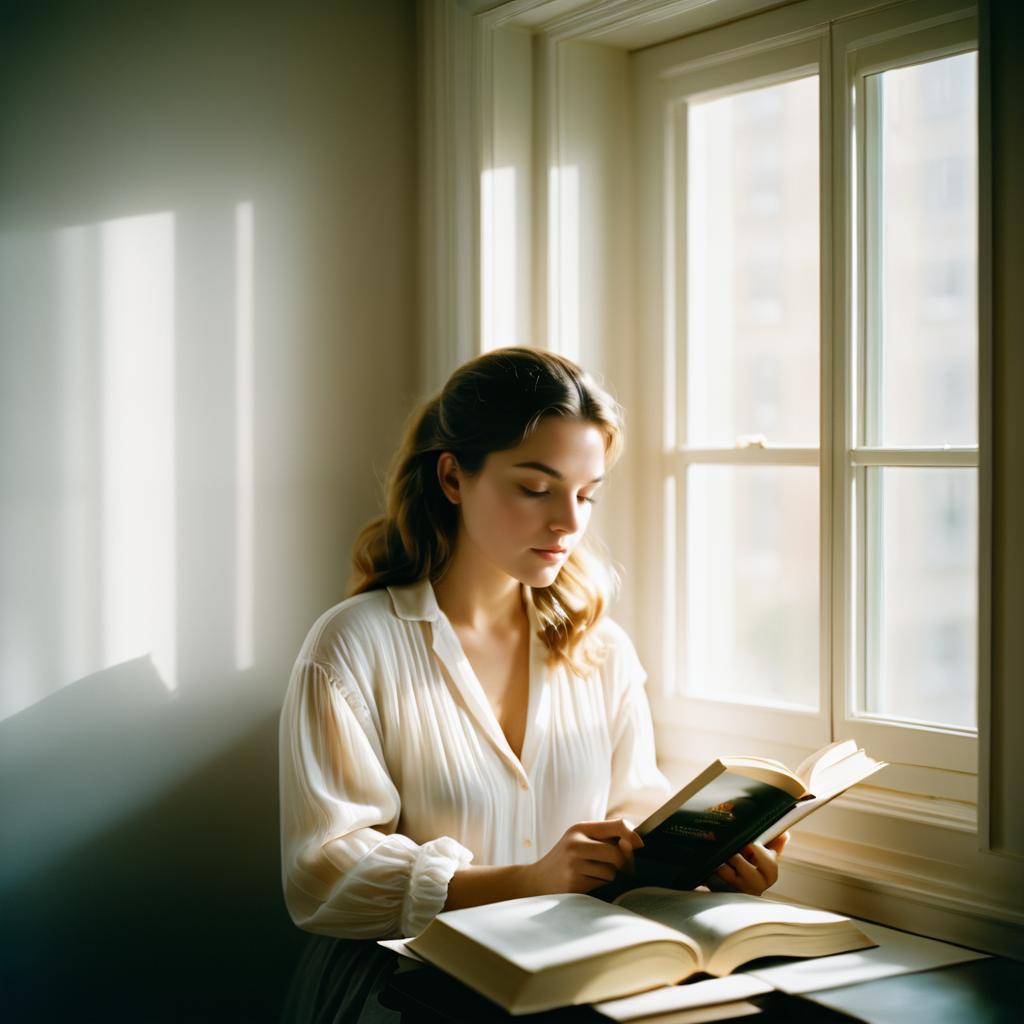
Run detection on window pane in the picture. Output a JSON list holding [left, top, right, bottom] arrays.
[[686, 466, 818, 706], [869, 53, 978, 446], [687, 76, 819, 446], [865, 467, 977, 728]]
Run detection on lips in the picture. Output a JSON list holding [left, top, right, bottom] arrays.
[[532, 547, 568, 562]]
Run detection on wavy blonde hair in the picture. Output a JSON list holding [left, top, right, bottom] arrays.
[[348, 346, 626, 678]]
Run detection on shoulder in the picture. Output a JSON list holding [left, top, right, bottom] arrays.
[[296, 587, 407, 673], [588, 615, 647, 689], [589, 615, 633, 650], [589, 615, 640, 660]]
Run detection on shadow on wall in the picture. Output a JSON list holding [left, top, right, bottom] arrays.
[[0, 1, 417, 1021], [0, 659, 306, 1022]]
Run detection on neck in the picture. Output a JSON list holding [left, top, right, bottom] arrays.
[[432, 549, 527, 635]]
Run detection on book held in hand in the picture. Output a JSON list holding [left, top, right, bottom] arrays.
[[397, 887, 875, 1016], [625, 739, 886, 893]]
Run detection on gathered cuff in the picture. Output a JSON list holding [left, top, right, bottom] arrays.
[[399, 836, 475, 937]]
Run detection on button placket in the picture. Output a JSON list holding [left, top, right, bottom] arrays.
[[514, 771, 536, 861]]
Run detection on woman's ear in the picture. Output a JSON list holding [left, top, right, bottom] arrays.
[[436, 452, 462, 505]]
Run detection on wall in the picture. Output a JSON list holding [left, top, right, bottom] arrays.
[[0, 1, 418, 1019]]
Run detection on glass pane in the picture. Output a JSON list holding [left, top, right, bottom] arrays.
[[869, 52, 978, 446], [687, 76, 819, 446], [866, 468, 977, 728], [686, 466, 818, 706]]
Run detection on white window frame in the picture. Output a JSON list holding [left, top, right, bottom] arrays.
[[634, 0, 982, 804]]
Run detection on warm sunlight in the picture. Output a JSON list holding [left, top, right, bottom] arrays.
[[481, 166, 517, 350], [0, 211, 178, 721], [100, 212, 177, 693], [548, 165, 579, 361]]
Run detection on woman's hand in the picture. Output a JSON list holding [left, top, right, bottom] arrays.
[[522, 819, 644, 896], [705, 831, 790, 896]]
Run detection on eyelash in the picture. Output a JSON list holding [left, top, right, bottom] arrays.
[[519, 486, 598, 505]]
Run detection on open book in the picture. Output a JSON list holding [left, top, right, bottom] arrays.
[[612, 739, 885, 894], [397, 887, 875, 1016]]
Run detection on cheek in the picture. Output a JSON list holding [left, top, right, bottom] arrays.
[[465, 486, 532, 540]]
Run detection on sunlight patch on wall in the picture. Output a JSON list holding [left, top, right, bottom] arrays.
[[481, 166, 517, 351], [548, 165, 579, 362], [100, 212, 177, 693]]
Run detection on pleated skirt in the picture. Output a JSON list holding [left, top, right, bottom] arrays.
[[279, 935, 403, 1024]]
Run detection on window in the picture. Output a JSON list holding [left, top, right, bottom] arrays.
[[636, 2, 979, 785]]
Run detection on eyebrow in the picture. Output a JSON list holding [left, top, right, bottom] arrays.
[[512, 461, 604, 484]]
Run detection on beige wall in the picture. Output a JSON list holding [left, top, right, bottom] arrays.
[[0, 0, 417, 1018]]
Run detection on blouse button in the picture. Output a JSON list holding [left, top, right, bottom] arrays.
[[522, 838, 532, 849]]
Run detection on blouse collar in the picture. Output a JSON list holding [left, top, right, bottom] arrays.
[[387, 577, 440, 622], [387, 576, 540, 630]]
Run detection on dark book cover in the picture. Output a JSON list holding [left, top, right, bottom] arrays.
[[596, 770, 799, 900]]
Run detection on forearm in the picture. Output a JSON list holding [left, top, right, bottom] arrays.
[[444, 863, 533, 911]]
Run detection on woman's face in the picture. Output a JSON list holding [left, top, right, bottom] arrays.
[[441, 416, 607, 588]]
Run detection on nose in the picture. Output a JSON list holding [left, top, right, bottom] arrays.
[[549, 494, 586, 536]]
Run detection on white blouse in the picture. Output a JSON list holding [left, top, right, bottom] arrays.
[[278, 577, 672, 940]]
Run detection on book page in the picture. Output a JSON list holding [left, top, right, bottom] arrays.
[[414, 893, 700, 975], [806, 748, 886, 797], [758, 749, 887, 844], [613, 888, 851, 962], [793, 739, 858, 786], [720, 756, 805, 794]]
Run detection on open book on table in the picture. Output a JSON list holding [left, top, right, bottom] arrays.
[[619, 739, 887, 894], [391, 887, 875, 1016]]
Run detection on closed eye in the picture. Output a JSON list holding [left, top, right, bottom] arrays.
[[519, 486, 598, 505]]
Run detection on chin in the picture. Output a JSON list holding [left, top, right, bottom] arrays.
[[530, 566, 562, 587]]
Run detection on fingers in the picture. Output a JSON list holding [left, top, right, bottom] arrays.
[[718, 850, 761, 891], [572, 833, 632, 870], [573, 820, 643, 883], [570, 821, 642, 869], [715, 842, 781, 895], [580, 859, 619, 883], [579, 818, 645, 849], [767, 831, 790, 855], [744, 842, 781, 888], [542, 819, 645, 894]]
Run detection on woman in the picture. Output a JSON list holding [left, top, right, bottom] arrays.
[[278, 347, 787, 1021]]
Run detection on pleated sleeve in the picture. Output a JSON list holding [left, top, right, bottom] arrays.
[[603, 625, 674, 828], [279, 653, 474, 940]]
